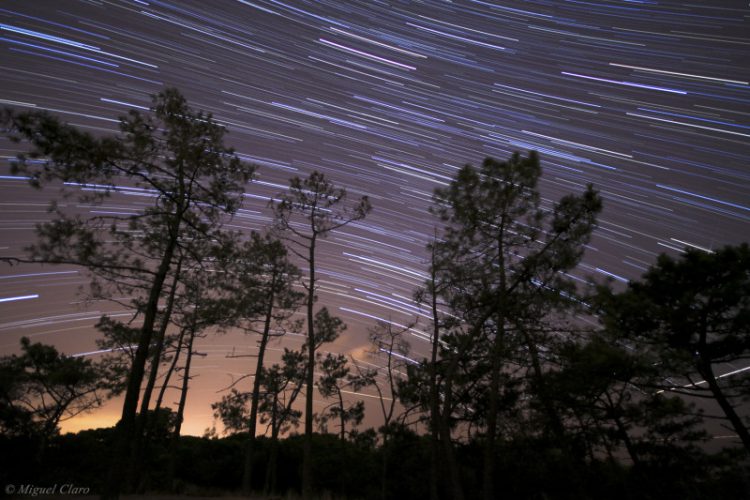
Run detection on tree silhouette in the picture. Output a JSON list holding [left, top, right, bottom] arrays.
[[316, 352, 370, 441], [358, 319, 412, 500], [420, 235, 464, 500], [271, 171, 370, 500], [0, 337, 106, 446], [597, 244, 750, 454], [215, 232, 304, 495], [2, 88, 254, 498], [212, 388, 251, 435], [430, 152, 601, 500], [5, 96, 750, 498], [258, 349, 306, 494]]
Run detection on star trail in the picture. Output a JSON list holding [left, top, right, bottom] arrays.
[[0, 0, 748, 435]]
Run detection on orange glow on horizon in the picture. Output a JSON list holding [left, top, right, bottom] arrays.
[[59, 405, 214, 438]]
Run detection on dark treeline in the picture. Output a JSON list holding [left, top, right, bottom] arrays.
[[1, 90, 749, 499], [3, 419, 748, 500]]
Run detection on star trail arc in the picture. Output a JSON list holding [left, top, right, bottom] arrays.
[[0, 0, 747, 436]]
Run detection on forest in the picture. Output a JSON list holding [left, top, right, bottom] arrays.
[[1, 89, 748, 500]]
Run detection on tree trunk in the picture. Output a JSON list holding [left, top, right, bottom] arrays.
[[338, 389, 346, 441], [243, 284, 277, 495], [439, 369, 464, 500], [129, 257, 183, 490], [483, 321, 504, 500], [428, 261, 442, 500], [698, 358, 750, 453], [167, 324, 196, 489], [483, 228, 507, 500], [303, 235, 317, 500], [427, 246, 464, 500], [174, 328, 195, 443], [265, 408, 281, 496], [139, 257, 182, 419], [154, 328, 185, 412], [381, 432, 389, 500], [380, 342, 396, 500], [102, 228, 179, 500], [524, 328, 566, 443], [613, 414, 640, 467]]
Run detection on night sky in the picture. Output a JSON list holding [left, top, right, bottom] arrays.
[[1, 0, 748, 436]]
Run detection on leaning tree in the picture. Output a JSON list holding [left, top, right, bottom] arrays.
[[596, 244, 750, 454], [2, 89, 254, 497]]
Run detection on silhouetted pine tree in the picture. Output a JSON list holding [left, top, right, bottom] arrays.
[[271, 171, 370, 500]]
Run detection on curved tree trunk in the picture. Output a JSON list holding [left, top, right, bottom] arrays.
[[698, 359, 750, 453]]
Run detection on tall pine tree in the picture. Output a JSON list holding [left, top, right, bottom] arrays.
[[430, 152, 601, 500], [3, 89, 254, 498], [271, 171, 370, 499]]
